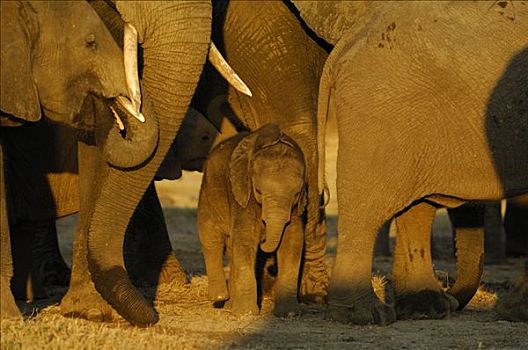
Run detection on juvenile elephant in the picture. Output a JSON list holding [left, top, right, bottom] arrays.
[[293, 1, 528, 324], [198, 124, 307, 316], [193, 0, 330, 303]]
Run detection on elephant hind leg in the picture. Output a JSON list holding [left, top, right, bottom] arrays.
[[393, 201, 458, 320], [327, 171, 402, 325]]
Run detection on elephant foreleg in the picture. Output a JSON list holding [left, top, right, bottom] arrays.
[[392, 201, 458, 320], [274, 215, 303, 317], [447, 204, 485, 309], [505, 196, 528, 257], [392, 202, 458, 319], [300, 203, 328, 305], [10, 222, 47, 302], [31, 220, 71, 287], [124, 183, 186, 287], [60, 140, 117, 322], [227, 217, 260, 315], [0, 142, 22, 319]]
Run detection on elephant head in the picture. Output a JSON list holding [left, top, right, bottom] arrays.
[[156, 107, 219, 180], [0, 1, 157, 168], [230, 124, 307, 253]]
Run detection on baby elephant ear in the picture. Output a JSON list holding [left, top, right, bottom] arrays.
[[229, 134, 256, 208], [0, 1, 41, 125], [297, 186, 308, 216], [254, 124, 282, 149]]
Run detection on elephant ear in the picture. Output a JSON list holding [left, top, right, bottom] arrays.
[[0, 1, 41, 125], [229, 134, 256, 208], [254, 124, 283, 150], [291, 1, 374, 45]]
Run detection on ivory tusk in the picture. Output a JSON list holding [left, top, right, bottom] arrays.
[[123, 22, 142, 114], [208, 42, 252, 97], [116, 96, 145, 123], [109, 105, 125, 131]]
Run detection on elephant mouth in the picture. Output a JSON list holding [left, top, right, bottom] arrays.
[[108, 98, 133, 136]]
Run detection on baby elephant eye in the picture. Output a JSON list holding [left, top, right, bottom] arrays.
[[201, 134, 210, 142], [85, 34, 97, 50]]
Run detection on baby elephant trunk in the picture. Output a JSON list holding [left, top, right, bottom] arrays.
[[260, 209, 291, 253]]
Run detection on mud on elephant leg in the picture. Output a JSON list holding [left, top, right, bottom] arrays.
[[124, 183, 187, 287], [393, 202, 458, 320], [496, 260, 528, 321]]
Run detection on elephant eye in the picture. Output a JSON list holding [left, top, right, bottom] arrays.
[[85, 34, 97, 50], [201, 134, 210, 142]]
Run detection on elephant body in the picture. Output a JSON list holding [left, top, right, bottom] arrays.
[[295, 1, 528, 324], [193, 0, 330, 303], [198, 125, 307, 316]]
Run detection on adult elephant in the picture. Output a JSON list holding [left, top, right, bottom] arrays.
[[193, 0, 330, 303], [294, 1, 528, 324], [1, 0, 157, 320], [57, 0, 250, 327]]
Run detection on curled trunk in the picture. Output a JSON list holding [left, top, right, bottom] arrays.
[[104, 96, 158, 168], [87, 1, 212, 326]]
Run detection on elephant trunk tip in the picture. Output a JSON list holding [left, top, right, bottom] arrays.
[[90, 265, 159, 327]]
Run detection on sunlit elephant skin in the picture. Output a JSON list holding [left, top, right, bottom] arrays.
[[198, 125, 307, 316], [3, 108, 217, 302], [193, 0, 330, 304], [294, 1, 528, 324], [0, 0, 149, 320]]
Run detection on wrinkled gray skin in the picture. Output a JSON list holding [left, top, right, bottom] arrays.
[[294, 1, 528, 324], [0, 1, 154, 320], [198, 125, 307, 316], [3, 107, 217, 302], [193, 0, 330, 304]]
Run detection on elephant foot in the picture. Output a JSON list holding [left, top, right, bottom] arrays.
[[157, 251, 188, 286], [274, 297, 301, 318], [395, 289, 459, 320], [208, 279, 229, 305], [496, 278, 528, 321], [226, 298, 259, 316], [1, 278, 22, 320], [299, 261, 328, 305], [60, 282, 118, 322], [326, 293, 396, 325]]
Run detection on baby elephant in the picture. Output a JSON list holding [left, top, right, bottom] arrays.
[[198, 124, 307, 316]]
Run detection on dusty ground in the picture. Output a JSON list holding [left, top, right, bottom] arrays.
[[2, 130, 527, 349]]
